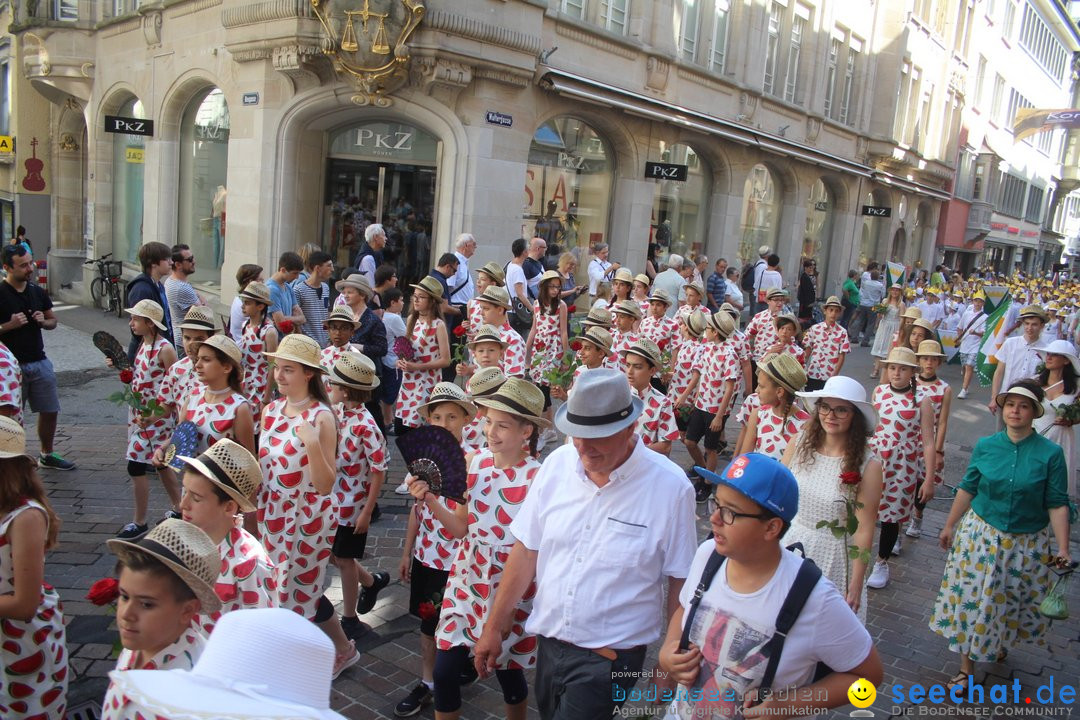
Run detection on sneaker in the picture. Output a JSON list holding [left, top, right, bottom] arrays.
[[332, 639, 359, 679], [38, 452, 75, 471], [867, 560, 890, 589], [905, 515, 923, 538], [161, 509, 182, 522], [394, 479, 411, 495], [459, 661, 479, 687], [893, 536, 902, 555], [395, 683, 433, 717], [357, 571, 390, 615], [340, 616, 371, 642], [694, 482, 711, 504], [957, 388, 968, 399], [116, 522, 149, 540]]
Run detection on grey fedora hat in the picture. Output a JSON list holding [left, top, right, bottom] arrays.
[[554, 367, 643, 439]]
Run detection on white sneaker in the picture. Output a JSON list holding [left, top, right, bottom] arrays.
[[394, 479, 410, 495], [957, 388, 968, 399], [905, 515, 923, 538], [893, 536, 902, 555], [867, 560, 890, 589]]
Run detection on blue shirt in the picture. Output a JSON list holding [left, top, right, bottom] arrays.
[[268, 278, 295, 318]]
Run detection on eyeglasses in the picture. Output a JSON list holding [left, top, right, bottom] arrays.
[[706, 498, 771, 525], [183, 256, 195, 263], [816, 401, 854, 418]]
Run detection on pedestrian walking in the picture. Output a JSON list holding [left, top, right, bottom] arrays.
[[801, 296, 850, 392], [622, 338, 680, 456], [474, 286, 527, 379], [737, 353, 809, 459], [870, 285, 905, 379], [609, 300, 642, 368], [525, 270, 568, 441], [164, 244, 202, 357], [907, 340, 951, 540], [177, 335, 255, 453], [237, 281, 279, 421], [394, 277, 450, 435], [675, 312, 739, 479]]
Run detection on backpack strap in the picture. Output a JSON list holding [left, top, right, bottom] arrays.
[[678, 551, 726, 652], [757, 558, 822, 696]]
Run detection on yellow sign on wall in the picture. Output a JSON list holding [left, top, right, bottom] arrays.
[[0, 136, 13, 155], [125, 147, 144, 163]]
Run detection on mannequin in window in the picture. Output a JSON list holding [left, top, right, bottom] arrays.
[[655, 218, 672, 251], [562, 201, 580, 251], [212, 185, 227, 267]]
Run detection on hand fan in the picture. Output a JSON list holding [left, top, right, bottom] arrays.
[[164, 421, 202, 470], [395, 425, 468, 503], [93, 331, 132, 371]]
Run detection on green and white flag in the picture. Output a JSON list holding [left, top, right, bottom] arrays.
[[885, 262, 906, 289], [974, 286, 1011, 386]]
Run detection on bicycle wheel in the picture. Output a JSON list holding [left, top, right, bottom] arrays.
[[90, 277, 108, 311], [110, 281, 124, 318]]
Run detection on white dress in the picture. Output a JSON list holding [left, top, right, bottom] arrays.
[[1034, 388, 1078, 499], [871, 304, 901, 359], [784, 450, 875, 623]]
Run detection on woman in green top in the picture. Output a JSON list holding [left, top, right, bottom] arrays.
[[930, 379, 1072, 690]]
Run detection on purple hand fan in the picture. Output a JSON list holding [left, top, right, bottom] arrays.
[[395, 425, 468, 504], [164, 421, 202, 470], [93, 330, 132, 370]]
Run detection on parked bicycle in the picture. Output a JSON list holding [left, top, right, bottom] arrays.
[[86, 253, 125, 317]]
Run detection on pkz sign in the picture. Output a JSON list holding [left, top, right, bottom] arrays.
[[861, 205, 891, 217], [645, 162, 688, 181], [104, 115, 154, 137]]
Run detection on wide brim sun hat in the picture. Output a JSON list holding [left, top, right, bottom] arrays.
[[264, 334, 325, 372], [0, 415, 26, 459], [474, 377, 551, 428], [554, 367, 643, 439], [995, 385, 1045, 419], [107, 519, 222, 613], [1036, 339, 1080, 376], [335, 275, 373, 298], [125, 299, 168, 331], [177, 305, 217, 333], [239, 281, 272, 305], [328, 351, 380, 390], [178, 438, 260, 512], [419, 382, 477, 419], [884, 346, 919, 368], [795, 375, 877, 429]]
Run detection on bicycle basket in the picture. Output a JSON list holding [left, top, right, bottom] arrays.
[[105, 261, 123, 280]]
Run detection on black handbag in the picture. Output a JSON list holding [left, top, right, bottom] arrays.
[[510, 296, 533, 332]]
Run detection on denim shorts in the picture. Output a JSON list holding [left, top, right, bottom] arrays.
[[21, 358, 59, 414], [380, 366, 402, 405], [960, 352, 978, 367]]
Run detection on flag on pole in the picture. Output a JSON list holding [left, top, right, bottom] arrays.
[[885, 262, 906, 289], [975, 286, 1011, 386]]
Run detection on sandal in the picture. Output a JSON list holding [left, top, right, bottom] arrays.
[[947, 673, 971, 691]]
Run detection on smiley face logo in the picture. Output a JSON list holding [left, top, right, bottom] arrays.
[[847, 678, 876, 709]]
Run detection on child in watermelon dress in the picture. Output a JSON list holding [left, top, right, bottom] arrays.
[[409, 378, 546, 719], [668, 311, 707, 437], [737, 353, 809, 459], [158, 305, 214, 428], [907, 339, 952, 540], [0, 417, 67, 719], [525, 271, 569, 435], [463, 366, 507, 456], [237, 281, 279, 421], [395, 276, 451, 435], [0, 341, 22, 426], [395, 383, 476, 718]]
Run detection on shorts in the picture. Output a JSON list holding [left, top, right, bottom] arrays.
[[409, 557, 450, 636], [685, 408, 724, 451], [539, 383, 552, 411], [21, 358, 59, 414], [331, 524, 368, 559], [960, 352, 977, 367], [380, 366, 402, 405]]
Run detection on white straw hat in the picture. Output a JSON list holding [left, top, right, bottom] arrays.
[[327, 351, 380, 390], [177, 305, 217, 333], [125, 299, 168, 331], [1036, 339, 1080, 375], [554, 368, 643, 438], [0, 415, 26, 458], [178, 439, 260, 512], [795, 375, 877, 430], [265, 334, 325, 372], [238, 281, 272, 306], [335, 275, 373, 299], [200, 335, 244, 379], [106, 608, 346, 719], [474, 377, 551, 427]]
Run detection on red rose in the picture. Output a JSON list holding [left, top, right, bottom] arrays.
[[86, 577, 120, 606], [417, 601, 437, 620], [840, 471, 861, 485], [118, 369, 134, 384], [567, 305, 577, 314], [570, 339, 584, 351], [277, 319, 294, 335], [453, 325, 467, 337], [657, 338, 670, 351]]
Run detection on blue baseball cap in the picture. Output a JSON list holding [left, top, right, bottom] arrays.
[[695, 453, 798, 523]]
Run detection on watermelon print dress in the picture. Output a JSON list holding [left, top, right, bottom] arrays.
[[0, 341, 22, 426], [257, 399, 336, 618], [239, 318, 273, 419], [916, 376, 949, 485], [158, 355, 196, 415], [102, 628, 205, 720], [195, 526, 276, 635], [334, 404, 388, 528], [499, 323, 527, 379], [871, 385, 925, 524], [466, 300, 485, 342], [182, 389, 251, 451], [395, 318, 444, 429], [634, 386, 680, 447], [126, 335, 173, 463], [462, 415, 487, 455], [529, 304, 564, 385], [435, 452, 539, 668], [751, 404, 811, 459], [0, 501, 66, 719]]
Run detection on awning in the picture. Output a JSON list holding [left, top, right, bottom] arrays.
[[869, 169, 952, 202]]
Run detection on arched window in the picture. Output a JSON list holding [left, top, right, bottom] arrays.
[[112, 97, 145, 264], [649, 142, 709, 263], [803, 178, 832, 281], [859, 191, 888, 269], [177, 88, 230, 275], [739, 164, 778, 266], [525, 117, 612, 265]]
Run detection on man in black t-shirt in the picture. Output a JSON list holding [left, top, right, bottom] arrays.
[[0, 245, 74, 470]]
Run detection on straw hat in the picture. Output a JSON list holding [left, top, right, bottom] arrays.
[[582, 305, 613, 329], [578, 326, 613, 354], [477, 262, 505, 286], [683, 281, 705, 298], [758, 353, 807, 395], [758, 245, 772, 255], [410, 276, 444, 300], [239, 281, 272, 306], [555, 368, 642, 438], [884, 346, 919, 367], [335, 275, 373, 299], [466, 367, 507, 398], [765, 288, 789, 300], [822, 296, 843, 309], [419, 382, 476, 419], [107, 607, 345, 720], [995, 384, 1045, 418], [685, 310, 708, 339], [125, 299, 168, 331], [773, 312, 799, 330], [1035, 339, 1080, 375], [1019, 304, 1048, 322], [915, 340, 945, 358], [474, 377, 550, 427], [476, 286, 512, 310], [634, 273, 651, 287], [795, 376, 877, 430], [708, 311, 736, 340], [900, 307, 923, 320], [264, 334, 325, 372], [177, 306, 217, 333], [912, 318, 936, 333], [328, 352, 380, 390], [0, 416, 26, 459], [648, 289, 674, 307], [621, 337, 662, 368], [178, 439, 260, 512], [719, 302, 739, 320], [539, 270, 561, 286], [468, 324, 509, 349], [324, 307, 361, 329], [108, 519, 222, 613], [613, 268, 634, 285], [611, 299, 643, 320], [200, 335, 244, 378]]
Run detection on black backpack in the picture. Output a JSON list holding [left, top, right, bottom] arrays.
[[678, 545, 829, 701], [740, 261, 758, 293]]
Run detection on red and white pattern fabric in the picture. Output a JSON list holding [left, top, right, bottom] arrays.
[[721, 338, 748, 398], [871, 385, 925, 524], [774, 340, 806, 366], [499, 323, 527, 379], [729, 330, 751, 364], [181, 390, 250, 450], [640, 315, 679, 349], [127, 335, 173, 463], [694, 343, 740, 414], [745, 309, 780, 361], [334, 404, 387, 527], [435, 452, 539, 668], [637, 299, 651, 318], [610, 329, 638, 369], [158, 355, 196, 412], [462, 416, 486, 455], [0, 341, 22, 425], [195, 526, 276, 635], [413, 497, 461, 572], [634, 386, 680, 446], [737, 392, 761, 426], [569, 363, 606, 394], [239, 318, 273, 419], [916, 377, 949, 484], [257, 399, 336, 619], [395, 318, 445, 428], [102, 628, 205, 720], [529, 303, 564, 385], [466, 300, 485, 342], [676, 304, 711, 325], [319, 344, 354, 392], [752, 404, 811, 459], [668, 340, 704, 404], [0, 501, 66, 719], [803, 322, 851, 380]]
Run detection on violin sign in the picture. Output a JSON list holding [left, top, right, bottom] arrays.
[[105, 115, 154, 137]]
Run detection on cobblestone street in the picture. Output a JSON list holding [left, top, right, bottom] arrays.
[[41, 309, 1080, 719]]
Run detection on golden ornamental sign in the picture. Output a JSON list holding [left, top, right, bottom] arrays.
[[311, 0, 425, 106]]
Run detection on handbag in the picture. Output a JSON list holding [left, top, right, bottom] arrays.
[[1039, 562, 1075, 620], [510, 295, 533, 331]]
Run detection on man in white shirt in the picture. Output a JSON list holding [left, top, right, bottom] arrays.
[[505, 238, 530, 308], [757, 254, 783, 307], [916, 288, 946, 329], [587, 243, 619, 298], [955, 294, 987, 399], [449, 233, 477, 305], [723, 267, 744, 312], [474, 369, 697, 719], [851, 270, 885, 346], [750, 245, 771, 315], [356, 223, 386, 287], [653, 255, 686, 318], [989, 305, 1048, 425]]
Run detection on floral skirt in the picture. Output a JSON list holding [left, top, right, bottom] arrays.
[[929, 511, 1054, 662]]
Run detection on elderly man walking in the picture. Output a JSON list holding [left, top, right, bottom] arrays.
[[652, 255, 686, 318], [449, 232, 477, 306], [474, 369, 697, 719]]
